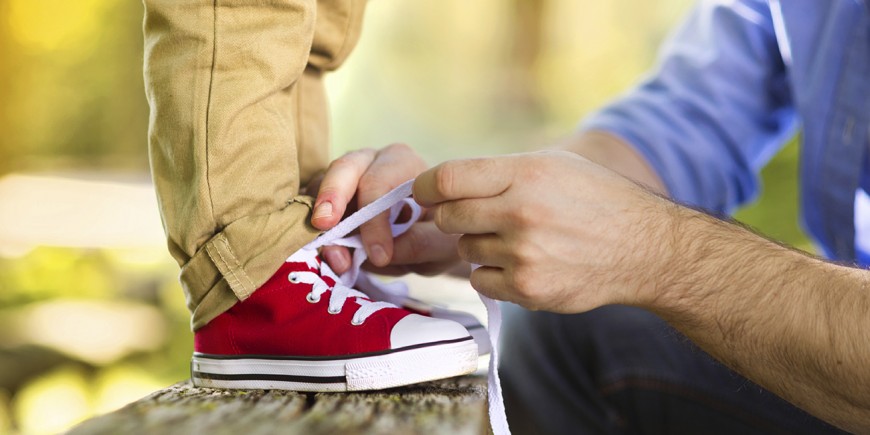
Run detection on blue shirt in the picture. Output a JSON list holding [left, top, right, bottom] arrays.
[[581, 0, 870, 264]]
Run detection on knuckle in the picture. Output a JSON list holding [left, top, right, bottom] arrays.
[[508, 265, 536, 298], [358, 173, 388, 200], [327, 156, 351, 171], [506, 206, 531, 228], [437, 203, 459, 230], [388, 143, 425, 165], [455, 236, 474, 262], [524, 300, 546, 312], [390, 143, 427, 171], [385, 142, 412, 154], [512, 238, 539, 267], [519, 160, 547, 183], [433, 163, 455, 198], [357, 170, 381, 189], [332, 148, 369, 167], [433, 205, 449, 232], [469, 271, 488, 294], [353, 147, 377, 157]]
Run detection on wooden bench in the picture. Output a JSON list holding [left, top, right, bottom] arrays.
[[66, 375, 490, 434]]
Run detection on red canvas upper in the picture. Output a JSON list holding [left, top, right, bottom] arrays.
[[194, 256, 411, 357]]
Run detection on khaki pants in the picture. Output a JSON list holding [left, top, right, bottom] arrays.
[[143, 0, 366, 330]]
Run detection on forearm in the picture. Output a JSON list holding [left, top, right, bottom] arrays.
[[553, 130, 668, 195], [647, 206, 870, 432]]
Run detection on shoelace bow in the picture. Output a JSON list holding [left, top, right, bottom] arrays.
[[298, 179, 510, 435]]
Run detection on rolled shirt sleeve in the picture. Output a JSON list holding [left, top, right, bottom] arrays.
[[581, 0, 798, 214]]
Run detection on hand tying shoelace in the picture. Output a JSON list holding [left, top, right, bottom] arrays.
[[302, 179, 510, 435]]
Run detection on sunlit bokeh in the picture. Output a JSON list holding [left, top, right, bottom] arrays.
[[13, 367, 90, 435], [0, 0, 810, 433], [8, 0, 107, 53]]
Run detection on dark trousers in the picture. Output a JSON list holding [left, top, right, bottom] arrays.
[[500, 304, 849, 435]]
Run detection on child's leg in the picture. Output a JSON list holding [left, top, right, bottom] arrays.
[[145, 0, 479, 393], [297, 0, 368, 183], [143, 0, 365, 330]]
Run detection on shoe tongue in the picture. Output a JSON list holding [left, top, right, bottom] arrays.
[[285, 248, 343, 289], [286, 248, 320, 271]]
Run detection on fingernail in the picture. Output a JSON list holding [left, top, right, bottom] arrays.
[[312, 202, 333, 221], [323, 249, 348, 272], [369, 244, 388, 266]]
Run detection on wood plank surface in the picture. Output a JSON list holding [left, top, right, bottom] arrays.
[[67, 375, 489, 435]]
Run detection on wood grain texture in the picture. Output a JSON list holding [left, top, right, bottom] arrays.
[[67, 375, 489, 435]]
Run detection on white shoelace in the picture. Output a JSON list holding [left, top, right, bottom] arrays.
[[302, 179, 510, 435], [285, 250, 397, 325]]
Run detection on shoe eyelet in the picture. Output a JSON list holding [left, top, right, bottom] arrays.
[[327, 306, 341, 315], [306, 293, 320, 304], [288, 272, 300, 283], [350, 318, 364, 326]]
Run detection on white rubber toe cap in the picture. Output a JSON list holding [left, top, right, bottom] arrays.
[[429, 306, 491, 355], [390, 314, 471, 349]]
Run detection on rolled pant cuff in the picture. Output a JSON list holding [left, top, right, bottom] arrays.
[[181, 196, 321, 330]]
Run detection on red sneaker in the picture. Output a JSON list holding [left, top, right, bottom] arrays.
[[191, 249, 479, 392]]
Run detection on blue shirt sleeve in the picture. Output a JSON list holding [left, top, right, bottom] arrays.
[[580, 0, 798, 214]]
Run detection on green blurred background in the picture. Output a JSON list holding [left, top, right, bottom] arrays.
[[0, 0, 808, 433]]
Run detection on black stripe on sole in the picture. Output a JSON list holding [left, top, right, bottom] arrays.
[[193, 371, 346, 384], [193, 336, 473, 362]]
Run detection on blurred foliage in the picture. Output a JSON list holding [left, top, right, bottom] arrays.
[[0, 0, 149, 175], [328, 0, 693, 162], [0, 249, 113, 305], [0, 247, 192, 434], [0, 0, 811, 433]]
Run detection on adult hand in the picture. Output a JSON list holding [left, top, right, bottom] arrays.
[[309, 143, 463, 276], [413, 150, 676, 313]]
